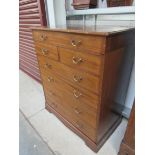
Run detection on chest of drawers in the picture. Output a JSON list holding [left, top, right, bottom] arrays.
[[32, 26, 134, 152]]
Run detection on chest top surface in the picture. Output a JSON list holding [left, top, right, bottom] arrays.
[[32, 25, 134, 36]]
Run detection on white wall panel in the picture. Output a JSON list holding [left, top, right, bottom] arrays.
[[45, 0, 56, 27]]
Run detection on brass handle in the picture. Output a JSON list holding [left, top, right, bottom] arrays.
[[40, 34, 47, 41], [74, 108, 81, 114], [73, 75, 83, 82], [44, 63, 52, 69], [71, 40, 81, 47], [41, 48, 48, 55], [72, 56, 83, 64], [47, 76, 54, 82], [73, 90, 82, 98]]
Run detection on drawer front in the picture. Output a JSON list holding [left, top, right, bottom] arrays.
[[46, 94, 96, 141], [43, 81, 97, 128], [38, 55, 100, 94], [35, 43, 59, 61], [41, 70, 99, 109], [45, 92, 60, 110], [59, 47, 103, 76], [66, 112, 96, 142], [32, 30, 106, 54]]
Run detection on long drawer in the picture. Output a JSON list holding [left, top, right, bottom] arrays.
[[38, 55, 100, 94], [45, 94, 97, 142], [32, 30, 106, 54], [59, 47, 103, 76]]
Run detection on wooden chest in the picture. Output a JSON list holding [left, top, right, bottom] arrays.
[[32, 26, 134, 152]]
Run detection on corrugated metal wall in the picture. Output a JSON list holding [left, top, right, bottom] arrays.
[[19, 0, 47, 82]]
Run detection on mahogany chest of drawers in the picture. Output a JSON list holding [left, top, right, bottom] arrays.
[[32, 26, 134, 152]]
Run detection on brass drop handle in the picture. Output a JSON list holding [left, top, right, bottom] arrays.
[[72, 56, 83, 64], [73, 89, 82, 98], [40, 34, 47, 41], [47, 76, 54, 82], [74, 108, 82, 114], [71, 40, 81, 47], [44, 63, 52, 69], [73, 75, 83, 82], [41, 48, 48, 55]]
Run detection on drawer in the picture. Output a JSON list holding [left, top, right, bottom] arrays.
[[59, 47, 103, 76], [67, 113, 97, 142], [45, 92, 60, 111], [43, 81, 98, 128], [32, 30, 106, 54], [38, 55, 100, 94], [46, 94, 96, 142], [41, 70, 99, 108], [35, 43, 59, 61]]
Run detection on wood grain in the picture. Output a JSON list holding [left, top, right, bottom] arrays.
[[32, 27, 135, 152], [59, 47, 103, 76], [46, 96, 97, 141], [32, 30, 106, 54], [37, 55, 100, 94], [34, 43, 59, 61], [42, 73, 98, 128], [40, 67, 99, 109]]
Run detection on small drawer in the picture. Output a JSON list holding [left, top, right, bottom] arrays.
[[32, 30, 106, 54], [66, 114, 96, 142], [38, 55, 100, 94], [35, 43, 59, 61], [59, 47, 103, 76]]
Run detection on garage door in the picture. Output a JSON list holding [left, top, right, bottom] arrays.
[[19, 0, 47, 82]]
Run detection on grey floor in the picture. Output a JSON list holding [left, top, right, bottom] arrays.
[[19, 111, 56, 155], [19, 70, 128, 155]]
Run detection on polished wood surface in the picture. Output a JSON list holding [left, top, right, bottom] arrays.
[[59, 47, 103, 76], [41, 70, 99, 109], [46, 95, 97, 141], [37, 55, 100, 94], [33, 30, 106, 54], [41, 72, 98, 128], [32, 26, 134, 152], [35, 43, 59, 61], [118, 103, 135, 155]]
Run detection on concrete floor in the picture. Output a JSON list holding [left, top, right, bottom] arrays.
[[19, 111, 56, 155], [19, 70, 128, 155]]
